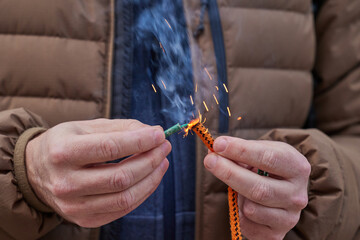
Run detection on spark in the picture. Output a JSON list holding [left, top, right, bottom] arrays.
[[152, 84, 157, 93], [227, 107, 231, 117], [237, 116, 242, 121], [203, 101, 209, 112], [215, 86, 219, 91], [190, 95, 194, 105], [164, 18, 172, 29], [204, 67, 213, 81], [195, 83, 198, 93], [184, 118, 200, 136], [161, 80, 167, 89], [183, 113, 207, 137], [159, 42, 166, 53], [223, 83, 229, 93], [213, 94, 219, 105]]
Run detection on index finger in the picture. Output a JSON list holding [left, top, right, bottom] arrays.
[[59, 126, 166, 165], [204, 153, 293, 208], [66, 141, 171, 196], [213, 136, 303, 179], [73, 119, 148, 134]]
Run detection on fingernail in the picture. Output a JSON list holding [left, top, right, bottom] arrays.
[[214, 138, 227, 152], [153, 129, 165, 144], [205, 155, 217, 169]]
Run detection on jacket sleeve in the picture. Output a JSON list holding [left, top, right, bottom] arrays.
[[0, 108, 62, 239], [261, 1, 360, 239], [260, 129, 360, 240]]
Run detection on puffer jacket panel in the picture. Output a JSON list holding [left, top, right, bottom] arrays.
[[0, 0, 109, 41], [220, 0, 315, 132], [315, 0, 360, 89], [222, 0, 311, 14], [0, 0, 113, 127], [184, 0, 315, 134]]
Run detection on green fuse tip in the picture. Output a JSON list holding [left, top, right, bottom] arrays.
[[164, 123, 188, 138]]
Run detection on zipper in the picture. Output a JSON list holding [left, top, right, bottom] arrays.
[[111, 0, 133, 119], [208, 0, 229, 133]]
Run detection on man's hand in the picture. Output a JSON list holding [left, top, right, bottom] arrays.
[[204, 136, 311, 240], [26, 119, 171, 228]]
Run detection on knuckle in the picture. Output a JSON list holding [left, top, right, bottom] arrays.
[[135, 137, 145, 152], [49, 144, 67, 165], [128, 119, 142, 129], [148, 154, 159, 170], [298, 158, 311, 177], [242, 201, 256, 218], [223, 168, 233, 182], [116, 191, 135, 211], [250, 181, 272, 203], [260, 149, 277, 170], [99, 138, 119, 159], [291, 194, 308, 210], [51, 179, 73, 197], [110, 169, 133, 191], [236, 144, 247, 158]]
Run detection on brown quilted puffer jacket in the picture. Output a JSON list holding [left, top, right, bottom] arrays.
[[0, 0, 360, 239]]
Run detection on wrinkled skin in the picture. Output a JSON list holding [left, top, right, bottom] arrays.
[[26, 119, 171, 227], [26, 118, 310, 238], [204, 136, 311, 240]]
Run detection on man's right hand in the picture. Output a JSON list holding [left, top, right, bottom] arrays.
[[25, 119, 171, 227]]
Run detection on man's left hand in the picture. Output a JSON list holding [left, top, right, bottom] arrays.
[[204, 136, 311, 240]]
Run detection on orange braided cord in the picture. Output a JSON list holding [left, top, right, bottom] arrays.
[[192, 122, 214, 151], [191, 122, 241, 240], [228, 187, 242, 240]]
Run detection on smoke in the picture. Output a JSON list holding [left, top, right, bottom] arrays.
[[133, 0, 195, 124]]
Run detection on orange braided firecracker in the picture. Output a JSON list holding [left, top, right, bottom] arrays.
[[190, 121, 242, 240]]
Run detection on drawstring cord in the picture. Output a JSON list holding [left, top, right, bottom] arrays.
[[193, 0, 209, 38]]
